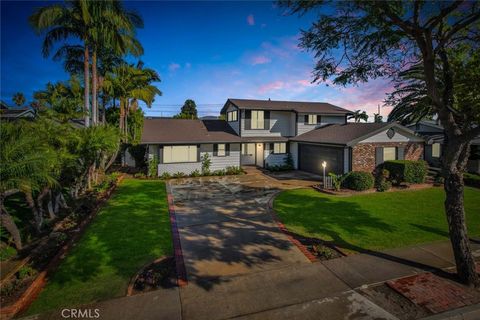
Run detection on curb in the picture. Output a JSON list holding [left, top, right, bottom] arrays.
[[420, 303, 480, 320], [266, 191, 317, 263], [165, 182, 188, 287]]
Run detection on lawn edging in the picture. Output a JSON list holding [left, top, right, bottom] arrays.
[[267, 190, 318, 263], [0, 175, 124, 320], [165, 182, 188, 287]]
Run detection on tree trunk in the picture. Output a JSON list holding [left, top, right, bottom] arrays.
[[0, 197, 22, 250], [47, 190, 56, 220], [26, 191, 42, 232], [36, 187, 50, 224], [119, 98, 125, 139], [84, 46, 90, 127], [92, 49, 98, 125]]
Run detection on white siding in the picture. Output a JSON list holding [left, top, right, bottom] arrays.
[[360, 128, 422, 143], [226, 104, 240, 135], [264, 143, 288, 166], [241, 110, 294, 137], [158, 162, 202, 175], [296, 114, 345, 135]]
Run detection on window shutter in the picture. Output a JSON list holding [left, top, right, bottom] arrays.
[[159, 145, 164, 164], [270, 143, 274, 153], [245, 110, 251, 130], [375, 147, 384, 166], [317, 115, 321, 124], [397, 147, 405, 160], [226, 144, 230, 156], [213, 144, 218, 156], [264, 111, 270, 130], [304, 115, 308, 125], [286, 142, 290, 153]]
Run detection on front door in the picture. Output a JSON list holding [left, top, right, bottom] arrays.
[[255, 143, 264, 167]]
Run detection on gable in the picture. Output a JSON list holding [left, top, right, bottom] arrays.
[[358, 126, 424, 144]]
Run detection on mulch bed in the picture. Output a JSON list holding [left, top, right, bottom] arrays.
[[284, 231, 345, 260], [313, 183, 435, 196], [128, 257, 177, 296]]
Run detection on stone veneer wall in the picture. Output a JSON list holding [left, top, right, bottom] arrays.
[[351, 142, 424, 172]]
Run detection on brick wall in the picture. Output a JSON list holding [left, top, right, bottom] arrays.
[[351, 142, 424, 172]]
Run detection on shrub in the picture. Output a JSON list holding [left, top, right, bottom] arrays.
[[0, 245, 17, 261], [159, 172, 171, 180], [201, 153, 211, 175], [375, 169, 392, 192], [172, 172, 186, 178], [212, 170, 226, 176], [190, 169, 201, 177], [342, 171, 374, 191], [148, 155, 159, 177], [383, 160, 427, 184], [225, 166, 243, 175], [18, 265, 37, 280], [285, 153, 294, 170], [328, 173, 347, 191], [464, 173, 480, 188], [134, 172, 146, 179]]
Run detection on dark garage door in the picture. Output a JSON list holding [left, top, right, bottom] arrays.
[[299, 144, 344, 175]]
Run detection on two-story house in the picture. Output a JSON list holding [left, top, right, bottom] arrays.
[[141, 98, 425, 176]]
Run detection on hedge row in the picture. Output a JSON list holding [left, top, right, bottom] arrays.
[[382, 160, 427, 184], [464, 173, 480, 188], [341, 171, 375, 191]]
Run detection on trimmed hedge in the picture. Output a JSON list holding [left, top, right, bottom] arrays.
[[342, 171, 374, 191], [464, 173, 480, 188], [383, 160, 427, 184]]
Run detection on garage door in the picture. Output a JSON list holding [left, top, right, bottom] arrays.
[[299, 144, 344, 175]]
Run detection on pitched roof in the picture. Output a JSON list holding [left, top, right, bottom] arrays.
[[140, 118, 240, 144], [291, 122, 418, 146], [222, 98, 353, 115]]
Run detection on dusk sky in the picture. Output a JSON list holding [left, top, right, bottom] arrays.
[[1, 1, 394, 118]]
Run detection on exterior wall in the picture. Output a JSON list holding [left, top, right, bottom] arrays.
[[124, 149, 136, 167], [240, 110, 294, 137], [147, 145, 159, 160], [226, 104, 240, 135], [343, 147, 350, 174], [156, 143, 241, 176], [290, 142, 299, 169], [351, 142, 424, 172], [296, 114, 345, 135], [361, 129, 414, 143]]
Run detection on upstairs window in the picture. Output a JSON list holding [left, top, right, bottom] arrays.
[[227, 110, 238, 122], [307, 114, 318, 125], [251, 110, 265, 129], [273, 143, 286, 154]]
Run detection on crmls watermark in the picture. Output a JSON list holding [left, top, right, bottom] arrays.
[[61, 309, 100, 318]]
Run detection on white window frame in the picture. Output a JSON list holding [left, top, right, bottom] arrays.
[[242, 143, 255, 155], [251, 110, 265, 129], [383, 147, 396, 161], [432, 143, 441, 158], [273, 143, 286, 154], [307, 114, 317, 125], [217, 143, 226, 157], [163, 145, 197, 164], [227, 110, 237, 122]]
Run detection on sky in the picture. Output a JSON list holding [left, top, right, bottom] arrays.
[[1, 0, 394, 119]]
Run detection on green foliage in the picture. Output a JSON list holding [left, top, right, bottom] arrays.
[[212, 170, 226, 176], [225, 166, 243, 175], [201, 153, 211, 175], [464, 173, 480, 188], [18, 265, 37, 280], [0, 245, 17, 261], [190, 169, 201, 177], [348, 110, 369, 123], [285, 153, 295, 169], [266, 154, 295, 172], [174, 99, 198, 119], [172, 172, 186, 178], [128, 144, 147, 169], [383, 160, 427, 184], [148, 155, 159, 177], [342, 171, 374, 191], [375, 169, 392, 192], [159, 172, 171, 180], [328, 173, 347, 191], [12, 92, 26, 107]]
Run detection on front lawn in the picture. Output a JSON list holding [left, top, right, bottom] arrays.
[[274, 187, 480, 252], [26, 179, 172, 315]]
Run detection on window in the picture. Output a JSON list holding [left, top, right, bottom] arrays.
[[163, 145, 197, 163], [383, 147, 396, 161], [432, 143, 441, 158], [242, 143, 255, 155], [307, 114, 317, 125], [251, 110, 264, 129], [273, 143, 286, 154], [227, 110, 237, 122], [217, 144, 226, 156]]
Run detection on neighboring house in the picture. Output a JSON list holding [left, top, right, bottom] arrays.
[[141, 98, 425, 176], [0, 102, 36, 120], [407, 120, 480, 174]]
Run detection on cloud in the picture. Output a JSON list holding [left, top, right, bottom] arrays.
[[250, 55, 271, 65], [168, 63, 180, 72], [258, 78, 314, 94], [258, 81, 285, 93], [247, 14, 255, 26]]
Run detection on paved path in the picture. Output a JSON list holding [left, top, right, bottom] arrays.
[[26, 173, 480, 320]]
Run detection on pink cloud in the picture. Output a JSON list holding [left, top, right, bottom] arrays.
[[247, 14, 255, 26], [297, 79, 314, 87], [251, 55, 271, 65], [168, 63, 180, 72], [258, 81, 285, 93]]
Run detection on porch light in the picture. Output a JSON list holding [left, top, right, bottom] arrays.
[[322, 161, 327, 169], [322, 161, 327, 189]]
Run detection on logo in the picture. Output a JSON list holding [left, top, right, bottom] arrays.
[[61, 309, 100, 318]]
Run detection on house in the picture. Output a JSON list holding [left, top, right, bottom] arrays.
[[0, 101, 36, 120], [141, 98, 425, 176], [407, 120, 480, 174]]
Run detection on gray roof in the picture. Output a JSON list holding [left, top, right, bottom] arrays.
[[222, 98, 353, 115], [241, 136, 289, 143], [291, 122, 418, 146], [140, 118, 240, 144]]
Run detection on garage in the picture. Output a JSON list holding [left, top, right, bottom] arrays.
[[298, 144, 344, 175]]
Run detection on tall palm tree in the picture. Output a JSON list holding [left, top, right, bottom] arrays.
[[12, 92, 26, 107], [348, 110, 369, 123]]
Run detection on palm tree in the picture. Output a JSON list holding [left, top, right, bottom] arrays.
[[12, 92, 26, 107], [348, 110, 369, 123], [373, 113, 383, 123]]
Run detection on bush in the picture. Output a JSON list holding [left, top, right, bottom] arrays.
[[0, 245, 17, 261], [201, 153, 211, 175], [375, 169, 392, 192], [212, 170, 226, 176], [172, 172, 186, 178], [159, 172, 171, 180], [342, 171, 374, 191], [18, 265, 37, 280], [225, 166, 243, 175], [328, 173, 347, 191], [383, 160, 427, 184], [190, 169, 201, 177], [148, 155, 159, 177], [464, 173, 480, 188], [134, 172, 146, 179]]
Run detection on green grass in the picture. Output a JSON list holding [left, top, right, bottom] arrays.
[[26, 179, 172, 315], [274, 187, 480, 252]]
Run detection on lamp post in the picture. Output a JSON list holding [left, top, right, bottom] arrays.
[[322, 161, 327, 188]]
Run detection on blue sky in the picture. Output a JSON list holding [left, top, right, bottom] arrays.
[[1, 1, 393, 118]]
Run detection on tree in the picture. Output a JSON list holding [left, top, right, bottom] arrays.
[[348, 110, 369, 123], [12, 92, 26, 107], [178, 99, 198, 119], [373, 113, 383, 123], [282, 1, 480, 286]]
